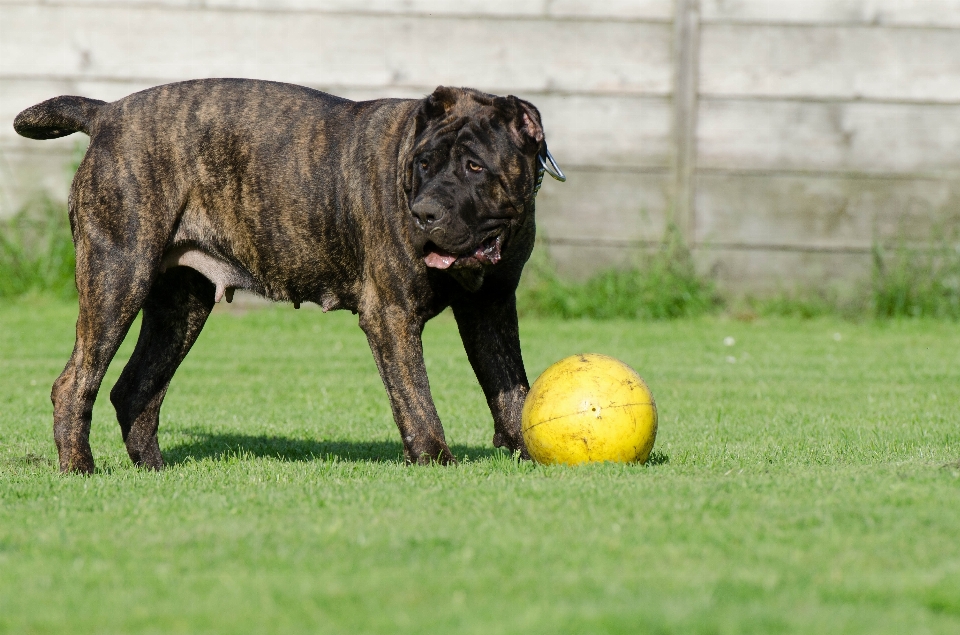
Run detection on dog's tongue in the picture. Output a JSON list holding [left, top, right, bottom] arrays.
[[425, 238, 502, 269], [424, 250, 457, 270]]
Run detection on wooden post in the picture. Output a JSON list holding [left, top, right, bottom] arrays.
[[672, 0, 701, 243]]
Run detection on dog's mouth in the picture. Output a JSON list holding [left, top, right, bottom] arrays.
[[423, 234, 503, 270]]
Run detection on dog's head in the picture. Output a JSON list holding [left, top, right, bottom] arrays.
[[403, 87, 546, 282]]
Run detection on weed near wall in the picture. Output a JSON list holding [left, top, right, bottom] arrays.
[[0, 196, 75, 299], [871, 232, 960, 319], [518, 227, 960, 321], [517, 227, 723, 319]]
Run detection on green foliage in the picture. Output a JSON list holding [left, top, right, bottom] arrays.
[[0, 195, 76, 299], [0, 145, 81, 300], [871, 230, 960, 319], [518, 226, 722, 319]]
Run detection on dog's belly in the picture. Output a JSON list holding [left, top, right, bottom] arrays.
[[160, 195, 357, 310], [159, 246, 348, 312]]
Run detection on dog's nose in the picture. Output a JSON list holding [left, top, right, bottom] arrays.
[[411, 201, 446, 226]]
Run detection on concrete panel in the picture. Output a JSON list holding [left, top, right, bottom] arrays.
[[549, 0, 674, 21], [0, 0, 674, 21], [700, 0, 960, 28], [700, 24, 960, 102], [543, 243, 647, 281], [697, 98, 960, 176], [532, 95, 673, 169], [534, 168, 669, 248], [0, 4, 674, 96], [0, 146, 79, 216], [697, 248, 873, 295], [694, 173, 960, 248]]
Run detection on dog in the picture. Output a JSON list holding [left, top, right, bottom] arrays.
[[14, 79, 565, 473]]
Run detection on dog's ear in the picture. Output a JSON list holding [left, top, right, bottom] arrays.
[[408, 86, 461, 192], [415, 86, 460, 137], [516, 97, 545, 145], [496, 96, 544, 152], [425, 86, 459, 116]]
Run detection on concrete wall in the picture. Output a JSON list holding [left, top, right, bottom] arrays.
[[1, 0, 958, 292]]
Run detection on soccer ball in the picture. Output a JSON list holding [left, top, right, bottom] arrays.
[[521, 354, 658, 465]]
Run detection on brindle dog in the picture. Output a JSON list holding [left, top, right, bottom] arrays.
[[13, 79, 563, 473]]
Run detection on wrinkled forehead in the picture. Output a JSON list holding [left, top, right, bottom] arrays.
[[419, 95, 510, 150], [456, 119, 523, 166], [418, 118, 521, 164]]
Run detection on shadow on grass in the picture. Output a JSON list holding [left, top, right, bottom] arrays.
[[163, 430, 502, 465], [2, 452, 55, 469]]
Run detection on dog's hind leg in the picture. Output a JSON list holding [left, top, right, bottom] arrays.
[[52, 241, 159, 474], [110, 267, 216, 470]]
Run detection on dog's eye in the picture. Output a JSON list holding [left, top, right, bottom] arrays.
[[467, 160, 484, 173], [419, 160, 429, 171]]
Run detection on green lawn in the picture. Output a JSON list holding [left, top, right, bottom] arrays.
[[1, 298, 958, 634]]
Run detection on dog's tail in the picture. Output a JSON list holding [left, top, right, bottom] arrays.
[[13, 96, 106, 140]]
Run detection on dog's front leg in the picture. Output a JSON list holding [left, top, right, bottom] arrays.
[[451, 291, 531, 459], [359, 302, 456, 465]]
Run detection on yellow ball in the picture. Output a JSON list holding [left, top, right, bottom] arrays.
[[522, 354, 658, 465]]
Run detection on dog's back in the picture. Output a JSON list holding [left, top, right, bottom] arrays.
[[15, 78, 351, 140], [15, 79, 418, 305]]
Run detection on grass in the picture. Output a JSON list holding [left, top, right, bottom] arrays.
[[1, 298, 959, 634]]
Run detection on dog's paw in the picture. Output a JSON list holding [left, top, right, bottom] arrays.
[[405, 442, 457, 466], [492, 431, 531, 460]]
